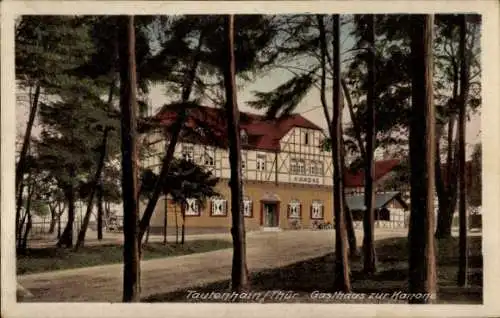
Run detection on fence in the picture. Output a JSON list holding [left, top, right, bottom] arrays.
[[18, 214, 118, 244]]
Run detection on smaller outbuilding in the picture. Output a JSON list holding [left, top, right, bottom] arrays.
[[346, 191, 409, 229]]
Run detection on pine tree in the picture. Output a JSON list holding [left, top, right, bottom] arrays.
[[331, 14, 351, 292], [118, 15, 141, 303], [15, 16, 95, 246], [223, 14, 250, 292]]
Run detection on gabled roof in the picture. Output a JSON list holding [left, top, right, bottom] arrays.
[[345, 191, 409, 211], [152, 104, 323, 151], [344, 159, 400, 188]]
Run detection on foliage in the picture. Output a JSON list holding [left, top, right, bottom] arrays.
[[140, 158, 219, 208], [29, 199, 51, 218], [247, 14, 481, 162], [16, 16, 95, 90], [149, 15, 280, 105]]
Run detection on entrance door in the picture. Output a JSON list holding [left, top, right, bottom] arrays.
[[263, 203, 279, 227]]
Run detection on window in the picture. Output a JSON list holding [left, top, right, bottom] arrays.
[[298, 160, 306, 174], [290, 159, 298, 174], [240, 129, 248, 144], [309, 161, 316, 175], [304, 132, 309, 145], [203, 151, 215, 166], [211, 197, 228, 216], [311, 200, 324, 219], [182, 144, 194, 162], [185, 198, 200, 216], [257, 154, 266, 171], [291, 158, 305, 175], [288, 200, 301, 219], [310, 161, 324, 175], [243, 196, 253, 217]]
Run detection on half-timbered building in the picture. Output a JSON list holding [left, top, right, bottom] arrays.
[[141, 105, 335, 233]]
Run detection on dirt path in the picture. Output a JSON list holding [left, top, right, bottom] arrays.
[[18, 229, 406, 302]]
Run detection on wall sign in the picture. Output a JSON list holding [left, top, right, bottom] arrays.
[[293, 176, 320, 184]]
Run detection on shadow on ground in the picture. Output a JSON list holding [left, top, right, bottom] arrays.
[[144, 236, 482, 304], [17, 240, 232, 275]]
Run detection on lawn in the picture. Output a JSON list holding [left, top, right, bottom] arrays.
[[144, 236, 482, 304], [17, 240, 233, 275]]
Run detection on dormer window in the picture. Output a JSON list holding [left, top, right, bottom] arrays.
[[240, 129, 248, 144]]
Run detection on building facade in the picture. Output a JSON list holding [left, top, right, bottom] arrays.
[[141, 106, 336, 233]]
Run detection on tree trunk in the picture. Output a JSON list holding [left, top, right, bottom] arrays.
[[18, 177, 35, 253], [138, 112, 185, 244], [342, 136, 358, 256], [97, 183, 104, 240], [136, 28, 203, 244], [16, 180, 30, 250], [21, 212, 33, 253], [17, 211, 28, 250], [408, 14, 437, 304], [57, 212, 62, 239], [118, 15, 141, 302], [435, 61, 460, 240], [332, 14, 351, 292], [180, 205, 186, 245], [48, 204, 57, 234], [15, 184, 25, 248], [57, 173, 76, 248], [342, 79, 366, 160], [317, 15, 357, 257], [16, 84, 40, 246], [16, 84, 40, 193], [175, 207, 179, 244], [224, 14, 250, 292], [144, 226, 151, 245], [74, 128, 110, 250], [181, 225, 185, 245], [434, 124, 447, 232], [163, 197, 168, 245], [342, 158, 357, 257], [363, 14, 377, 274], [457, 14, 469, 287]]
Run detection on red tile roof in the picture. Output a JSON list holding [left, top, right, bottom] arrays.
[[344, 159, 400, 188], [153, 105, 323, 151]]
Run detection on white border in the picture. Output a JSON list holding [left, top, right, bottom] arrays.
[[2, 1, 500, 318]]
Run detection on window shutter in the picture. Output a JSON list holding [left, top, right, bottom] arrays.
[[321, 205, 325, 219], [210, 199, 213, 216], [250, 201, 254, 217], [225, 200, 228, 216], [299, 204, 303, 218], [287, 204, 291, 218], [310, 205, 313, 219]]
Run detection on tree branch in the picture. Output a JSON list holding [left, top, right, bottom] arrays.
[[341, 78, 366, 160]]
